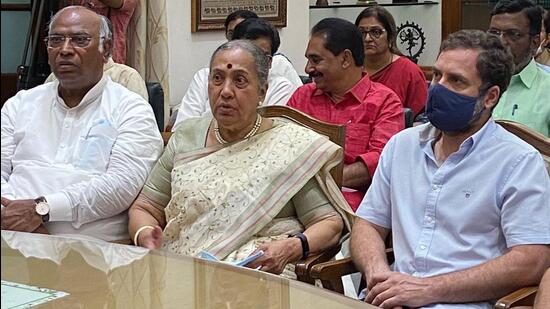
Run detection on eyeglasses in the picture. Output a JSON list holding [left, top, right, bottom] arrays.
[[44, 34, 103, 48], [487, 28, 529, 42], [358, 28, 386, 39]]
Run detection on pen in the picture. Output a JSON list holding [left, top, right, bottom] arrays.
[[512, 104, 518, 116]]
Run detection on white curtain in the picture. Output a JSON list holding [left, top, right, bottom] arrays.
[[127, 0, 170, 125]]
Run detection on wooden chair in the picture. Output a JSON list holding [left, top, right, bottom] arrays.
[[493, 120, 549, 309], [495, 120, 550, 157], [494, 287, 539, 309], [310, 120, 550, 307], [158, 106, 348, 285]]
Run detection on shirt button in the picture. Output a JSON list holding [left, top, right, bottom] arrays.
[[64, 124, 69, 128], [420, 245, 427, 250], [426, 216, 433, 223], [60, 144, 65, 149], [432, 185, 439, 191]]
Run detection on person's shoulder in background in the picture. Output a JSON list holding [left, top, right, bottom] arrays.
[[271, 53, 303, 87], [45, 57, 149, 100]]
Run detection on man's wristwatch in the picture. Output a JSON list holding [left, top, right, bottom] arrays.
[[34, 197, 50, 223], [288, 232, 309, 259]]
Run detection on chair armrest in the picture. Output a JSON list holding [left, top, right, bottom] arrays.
[[309, 257, 356, 294], [310, 257, 357, 280], [309, 248, 394, 294], [494, 286, 538, 309], [295, 244, 342, 283]]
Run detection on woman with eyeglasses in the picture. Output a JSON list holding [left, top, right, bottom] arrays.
[[355, 6, 427, 117]]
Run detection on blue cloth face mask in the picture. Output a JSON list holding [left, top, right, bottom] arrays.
[[426, 84, 482, 132]]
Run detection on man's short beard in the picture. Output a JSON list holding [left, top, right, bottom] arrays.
[[514, 53, 533, 74]]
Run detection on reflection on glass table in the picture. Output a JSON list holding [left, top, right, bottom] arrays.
[[1, 231, 373, 308]]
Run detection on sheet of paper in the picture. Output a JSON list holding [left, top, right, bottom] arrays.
[[1, 280, 69, 308], [199, 250, 264, 267]]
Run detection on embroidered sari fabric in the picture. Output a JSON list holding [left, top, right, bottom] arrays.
[[142, 117, 354, 272]]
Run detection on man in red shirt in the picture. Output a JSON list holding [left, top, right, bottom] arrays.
[[287, 18, 404, 211]]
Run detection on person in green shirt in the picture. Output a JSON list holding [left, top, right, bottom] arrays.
[[489, 0, 550, 137]]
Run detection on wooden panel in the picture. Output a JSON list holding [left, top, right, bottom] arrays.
[[441, 0, 461, 41], [1, 73, 18, 106]]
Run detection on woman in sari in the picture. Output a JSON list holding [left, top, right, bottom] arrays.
[[129, 40, 353, 277], [355, 6, 428, 117]]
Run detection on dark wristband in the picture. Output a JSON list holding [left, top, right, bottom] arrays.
[[288, 232, 309, 259]]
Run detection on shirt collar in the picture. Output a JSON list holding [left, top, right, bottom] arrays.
[[419, 118, 497, 160], [104, 57, 115, 71], [515, 58, 538, 89], [312, 73, 372, 103], [55, 75, 108, 110]]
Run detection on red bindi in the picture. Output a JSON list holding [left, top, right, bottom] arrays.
[[227, 63, 232, 69]]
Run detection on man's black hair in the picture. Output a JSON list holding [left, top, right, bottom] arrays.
[[232, 18, 280, 55], [311, 18, 365, 66], [491, 0, 544, 35], [224, 10, 258, 29]]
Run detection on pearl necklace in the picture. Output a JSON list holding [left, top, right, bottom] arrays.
[[214, 114, 262, 144]]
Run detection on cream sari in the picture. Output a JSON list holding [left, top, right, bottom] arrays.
[[145, 117, 354, 271]]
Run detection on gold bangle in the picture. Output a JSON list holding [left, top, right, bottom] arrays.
[[133, 225, 155, 246]]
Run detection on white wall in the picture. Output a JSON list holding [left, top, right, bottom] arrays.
[[166, 0, 310, 109]]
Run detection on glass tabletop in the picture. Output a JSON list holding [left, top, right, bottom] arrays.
[[1, 231, 372, 308]]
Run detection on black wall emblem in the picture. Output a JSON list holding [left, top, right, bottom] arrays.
[[397, 21, 426, 63]]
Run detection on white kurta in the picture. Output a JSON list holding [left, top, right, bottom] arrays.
[[1, 76, 164, 241]]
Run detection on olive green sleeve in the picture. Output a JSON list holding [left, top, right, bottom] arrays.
[[140, 117, 211, 209], [141, 134, 176, 209], [291, 177, 341, 228]]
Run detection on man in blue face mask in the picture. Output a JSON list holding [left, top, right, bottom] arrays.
[[350, 29, 550, 309]]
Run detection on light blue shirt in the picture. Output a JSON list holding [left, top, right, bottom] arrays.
[[356, 119, 550, 309], [537, 62, 550, 73]]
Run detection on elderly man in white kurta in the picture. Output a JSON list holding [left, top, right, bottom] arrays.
[[0, 6, 163, 241]]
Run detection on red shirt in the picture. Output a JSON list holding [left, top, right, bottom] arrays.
[[371, 56, 428, 117], [287, 74, 404, 211], [81, 0, 137, 64]]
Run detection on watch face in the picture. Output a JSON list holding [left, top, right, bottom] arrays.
[[35, 202, 50, 216]]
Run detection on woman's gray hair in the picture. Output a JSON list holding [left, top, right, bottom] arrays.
[[48, 6, 112, 54], [209, 40, 270, 90]]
